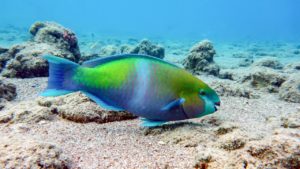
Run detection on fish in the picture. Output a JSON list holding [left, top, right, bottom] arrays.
[[41, 54, 220, 127]]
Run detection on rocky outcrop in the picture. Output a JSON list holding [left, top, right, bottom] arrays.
[[2, 43, 52, 77], [252, 57, 283, 69], [183, 40, 220, 76], [1, 22, 81, 78], [0, 136, 71, 169], [283, 62, 300, 74], [248, 67, 286, 92], [130, 39, 165, 59], [38, 92, 137, 123], [0, 80, 16, 101], [209, 80, 259, 99], [29, 21, 80, 62], [79, 40, 164, 63], [279, 73, 300, 103], [0, 47, 14, 72], [0, 92, 136, 124], [0, 47, 8, 54]]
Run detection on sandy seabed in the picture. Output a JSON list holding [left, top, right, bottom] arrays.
[[0, 77, 299, 169]]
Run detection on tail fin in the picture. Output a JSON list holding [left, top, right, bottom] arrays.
[[40, 55, 79, 97]]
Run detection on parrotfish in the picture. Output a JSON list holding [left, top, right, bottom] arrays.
[[41, 54, 220, 127]]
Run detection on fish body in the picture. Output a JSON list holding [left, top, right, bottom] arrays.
[[41, 54, 220, 126]]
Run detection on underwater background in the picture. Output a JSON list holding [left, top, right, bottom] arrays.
[[1, 0, 300, 41], [0, 0, 300, 169]]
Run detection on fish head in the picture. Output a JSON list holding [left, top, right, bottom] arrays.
[[181, 84, 220, 119], [197, 86, 220, 117]]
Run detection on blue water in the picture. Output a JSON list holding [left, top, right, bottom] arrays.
[[1, 0, 299, 41]]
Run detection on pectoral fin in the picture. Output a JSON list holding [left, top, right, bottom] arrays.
[[161, 98, 185, 111]]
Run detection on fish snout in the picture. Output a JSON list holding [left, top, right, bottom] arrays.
[[214, 101, 220, 111]]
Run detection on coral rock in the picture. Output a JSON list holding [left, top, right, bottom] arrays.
[[130, 39, 165, 59], [1, 22, 81, 78], [249, 67, 286, 92], [98, 45, 119, 56], [0, 46, 8, 54], [0, 136, 71, 169], [0, 92, 136, 124], [283, 62, 300, 74], [209, 80, 259, 99], [183, 40, 220, 76], [30, 21, 80, 62], [279, 73, 300, 103], [252, 57, 283, 69], [219, 138, 245, 151], [46, 92, 137, 123], [0, 80, 16, 101]]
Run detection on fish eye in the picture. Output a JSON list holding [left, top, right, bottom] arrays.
[[199, 90, 206, 96]]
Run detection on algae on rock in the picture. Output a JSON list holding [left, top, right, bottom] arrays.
[[183, 40, 220, 76]]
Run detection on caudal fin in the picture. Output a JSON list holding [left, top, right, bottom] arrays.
[[40, 55, 79, 97]]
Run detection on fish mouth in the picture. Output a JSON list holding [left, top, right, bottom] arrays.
[[214, 102, 220, 111]]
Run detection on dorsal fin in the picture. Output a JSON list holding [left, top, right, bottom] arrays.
[[81, 54, 179, 68]]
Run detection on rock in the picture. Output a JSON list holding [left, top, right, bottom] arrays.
[[194, 152, 212, 169], [1, 21, 81, 78], [130, 39, 165, 59], [209, 80, 259, 99], [214, 124, 237, 135], [219, 138, 245, 151], [249, 67, 286, 92], [252, 57, 283, 69], [0, 99, 7, 111], [244, 132, 300, 169], [79, 44, 133, 63], [247, 144, 275, 159], [218, 70, 234, 80], [120, 44, 133, 54], [0, 100, 55, 124], [238, 58, 253, 67], [283, 62, 300, 73], [281, 115, 300, 128], [0, 80, 16, 101], [0, 48, 14, 72], [98, 45, 118, 56], [45, 92, 136, 123], [0, 46, 8, 54], [183, 40, 220, 76], [1, 43, 61, 78], [30, 21, 80, 62], [0, 136, 71, 168], [279, 74, 300, 103], [0, 92, 136, 124]]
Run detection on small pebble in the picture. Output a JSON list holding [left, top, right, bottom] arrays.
[[158, 141, 166, 145]]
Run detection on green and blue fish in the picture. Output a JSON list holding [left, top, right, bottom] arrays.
[[41, 54, 220, 127]]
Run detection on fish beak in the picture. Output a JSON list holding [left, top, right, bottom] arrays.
[[214, 102, 220, 111]]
